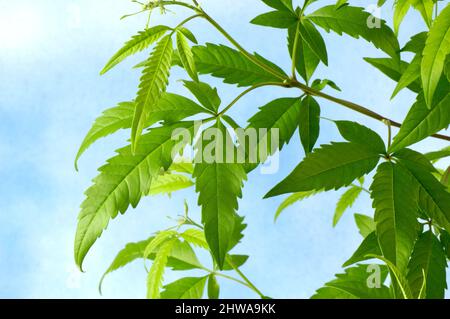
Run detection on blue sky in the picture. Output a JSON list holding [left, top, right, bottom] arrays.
[[0, 0, 448, 298]]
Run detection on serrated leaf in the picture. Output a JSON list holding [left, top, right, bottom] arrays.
[[354, 213, 376, 238], [132, 35, 173, 150], [148, 173, 194, 196], [333, 186, 362, 227], [180, 229, 209, 249], [343, 232, 381, 267], [100, 25, 171, 75], [207, 274, 220, 299], [299, 20, 328, 65], [251, 10, 298, 29], [265, 142, 381, 197], [299, 96, 321, 154], [402, 32, 427, 53], [393, 148, 437, 173], [370, 162, 419, 271], [222, 255, 249, 271], [288, 25, 320, 82], [147, 238, 176, 299], [177, 27, 197, 44], [312, 264, 391, 299], [191, 43, 287, 87], [389, 93, 450, 152], [440, 230, 450, 259], [184, 81, 221, 113], [176, 31, 198, 82], [407, 231, 448, 299], [274, 190, 319, 222], [409, 0, 434, 28], [334, 120, 386, 154], [143, 230, 178, 260], [392, 53, 421, 98], [74, 122, 194, 269], [193, 122, 247, 268], [306, 5, 400, 59], [394, 0, 411, 35], [364, 57, 421, 93], [160, 276, 208, 299], [421, 3, 450, 107]]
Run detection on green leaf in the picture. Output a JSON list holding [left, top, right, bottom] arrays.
[[193, 122, 247, 268], [343, 232, 381, 267], [176, 30, 198, 82], [251, 11, 298, 29], [354, 213, 376, 238], [183, 81, 221, 113], [207, 274, 220, 299], [394, 0, 411, 35], [288, 25, 320, 82], [148, 173, 194, 196], [222, 255, 249, 271], [311, 79, 341, 92], [74, 102, 135, 171], [364, 57, 421, 93], [274, 191, 319, 222], [312, 264, 391, 299], [265, 142, 380, 197], [299, 96, 321, 154], [74, 122, 193, 270], [392, 53, 421, 98], [160, 276, 208, 299], [409, 0, 434, 28], [425, 146, 450, 162], [143, 230, 178, 260], [335, 0, 348, 9], [191, 43, 287, 87], [100, 25, 171, 75], [370, 162, 419, 271], [389, 93, 450, 152], [333, 186, 363, 227], [180, 229, 209, 249], [368, 255, 413, 299], [299, 20, 328, 65], [401, 32, 427, 53], [261, 0, 294, 12], [421, 3, 450, 107], [393, 148, 437, 173], [177, 27, 197, 44], [334, 120, 386, 154], [407, 231, 448, 299], [132, 35, 173, 150], [306, 5, 400, 59], [399, 160, 450, 233], [440, 230, 450, 259], [147, 238, 176, 299]]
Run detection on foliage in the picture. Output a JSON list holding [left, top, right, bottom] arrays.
[[75, 0, 450, 299]]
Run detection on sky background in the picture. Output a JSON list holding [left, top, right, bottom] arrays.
[[0, 0, 449, 298]]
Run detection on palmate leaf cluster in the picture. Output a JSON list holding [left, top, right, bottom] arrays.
[[74, 0, 450, 299]]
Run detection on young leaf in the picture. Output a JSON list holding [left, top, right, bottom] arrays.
[[333, 186, 362, 227], [143, 230, 178, 260], [147, 238, 176, 299], [312, 264, 391, 299], [183, 81, 221, 113], [74, 122, 194, 270], [160, 276, 208, 299], [193, 122, 247, 268], [132, 35, 173, 150], [274, 190, 320, 222], [191, 44, 287, 87], [334, 120, 386, 154], [180, 229, 209, 249], [306, 5, 400, 59], [298, 20, 328, 65], [343, 232, 381, 267], [148, 173, 194, 196], [393, 0, 411, 35], [409, 0, 434, 28], [100, 26, 171, 75], [311, 79, 341, 92], [389, 93, 450, 152], [176, 30, 198, 82], [421, 3, 450, 107], [392, 53, 421, 98], [354, 213, 376, 238], [298, 96, 321, 154], [265, 142, 381, 197], [370, 162, 419, 272], [406, 231, 448, 299], [207, 274, 220, 299], [288, 25, 320, 82], [251, 11, 298, 29]]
